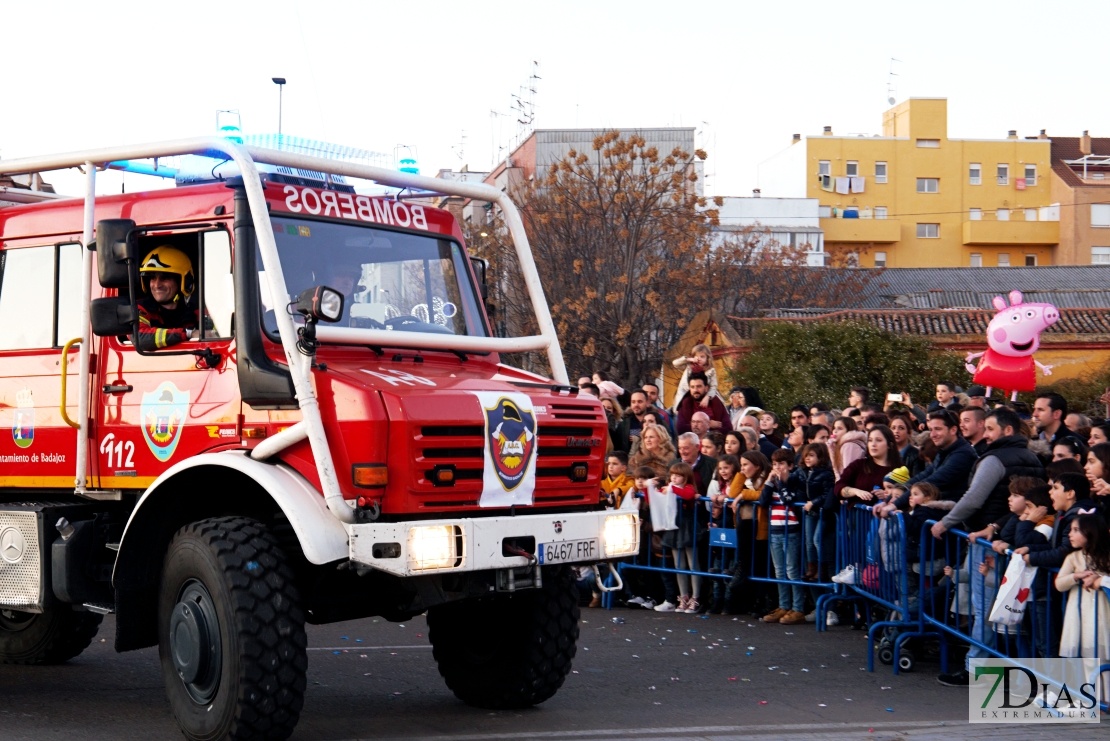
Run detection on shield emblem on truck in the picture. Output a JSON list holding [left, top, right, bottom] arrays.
[[140, 381, 189, 462], [474, 392, 538, 507]]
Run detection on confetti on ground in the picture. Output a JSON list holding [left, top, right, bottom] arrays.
[[356, 638, 364, 643], [885, 708, 894, 712], [747, 646, 755, 650], [360, 654, 367, 658], [841, 654, 850, 657], [728, 677, 737, 681], [632, 655, 640, 659], [612, 617, 625, 624], [340, 636, 349, 640], [759, 700, 768, 705], [746, 652, 753, 656], [742, 678, 751, 682], [802, 668, 809, 672], [784, 632, 794, 635], [687, 629, 698, 634], [881, 686, 891, 690], [572, 670, 579, 674], [767, 666, 779, 670], [818, 703, 827, 707], [332, 650, 341, 655]]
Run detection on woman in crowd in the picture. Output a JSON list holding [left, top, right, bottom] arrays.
[[833, 425, 901, 506], [723, 430, 747, 458], [601, 397, 623, 453], [629, 425, 676, 482], [1084, 442, 1110, 518], [1052, 438, 1088, 464], [888, 413, 922, 477], [700, 431, 725, 460], [829, 416, 867, 480], [1088, 422, 1110, 447]]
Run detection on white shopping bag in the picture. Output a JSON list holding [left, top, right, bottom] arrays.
[[647, 480, 677, 532], [987, 555, 1037, 626]]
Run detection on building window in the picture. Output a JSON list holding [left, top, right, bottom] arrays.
[[997, 208, 1010, 221], [818, 205, 832, 218], [916, 139, 940, 148], [875, 161, 887, 184], [969, 163, 982, 185], [1025, 254, 1037, 266], [998, 253, 1011, 267], [846, 161, 859, 177], [1091, 204, 1110, 227], [1024, 208, 1038, 221], [874, 251, 887, 268], [970, 253, 983, 267], [1024, 164, 1037, 186], [916, 178, 939, 193], [969, 208, 982, 221], [917, 223, 940, 238], [874, 206, 888, 219], [1092, 246, 1110, 264], [818, 160, 830, 177], [997, 164, 1009, 185]]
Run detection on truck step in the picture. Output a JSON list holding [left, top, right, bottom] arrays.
[[82, 601, 115, 615]]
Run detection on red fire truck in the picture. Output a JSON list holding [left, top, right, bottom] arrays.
[[0, 139, 637, 740]]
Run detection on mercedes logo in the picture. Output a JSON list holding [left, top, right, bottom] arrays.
[[0, 527, 25, 564]]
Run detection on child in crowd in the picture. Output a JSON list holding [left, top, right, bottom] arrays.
[[799, 443, 835, 582], [732, 451, 771, 614], [626, 466, 661, 609], [655, 462, 702, 614], [706, 454, 741, 613], [671, 343, 718, 411], [600, 451, 634, 509], [902, 481, 953, 569], [1054, 512, 1110, 700], [1015, 472, 1097, 658], [759, 449, 807, 624]]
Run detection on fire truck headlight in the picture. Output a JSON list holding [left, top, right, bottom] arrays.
[[603, 513, 639, 558], [408, 525, 462, 570], [294, 285, 343, 323]]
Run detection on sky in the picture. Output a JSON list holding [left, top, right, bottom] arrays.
[[3, 0, 1109, 198]]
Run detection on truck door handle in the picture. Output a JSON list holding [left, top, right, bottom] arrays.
[[102, 384, 133, 394]]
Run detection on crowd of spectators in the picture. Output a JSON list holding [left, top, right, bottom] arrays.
[[581, 358, 1110, 692]]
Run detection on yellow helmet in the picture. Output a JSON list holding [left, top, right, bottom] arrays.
[[140, 246, 195, 300]]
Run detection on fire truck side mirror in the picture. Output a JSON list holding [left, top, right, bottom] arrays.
[[90, 297, 137, 337], [470, 257, 489, 300], [94, 219, 138, 288]]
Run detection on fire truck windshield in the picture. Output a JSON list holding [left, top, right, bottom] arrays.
[[262, 217, 487, 337]]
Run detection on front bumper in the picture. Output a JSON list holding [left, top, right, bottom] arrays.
[[347, 510, 639, 577]]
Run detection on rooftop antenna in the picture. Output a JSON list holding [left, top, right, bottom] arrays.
[[886, 57, 901, 106], [451, 130, 467, 162]]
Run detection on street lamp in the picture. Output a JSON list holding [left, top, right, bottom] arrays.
[[272, 77, 287, 141]]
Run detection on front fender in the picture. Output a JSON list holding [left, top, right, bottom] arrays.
[[113, 450, 349, 588]]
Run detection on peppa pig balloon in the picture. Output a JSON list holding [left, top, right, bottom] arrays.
[[965, 290, 1058, 401]]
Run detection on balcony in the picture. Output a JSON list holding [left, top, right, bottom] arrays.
[[962, 218, 1058, 246], [821, 216, 901, 243]]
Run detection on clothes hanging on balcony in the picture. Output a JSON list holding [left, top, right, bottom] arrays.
[[850, 177, 865, 193], [834, 177, 850, 194]]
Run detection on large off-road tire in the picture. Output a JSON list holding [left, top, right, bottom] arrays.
[[158, 517, 306, 741], [0, 606, 102, 665], [427, 565, 579, 709]]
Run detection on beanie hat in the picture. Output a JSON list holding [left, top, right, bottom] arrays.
[[883, 466, 910, 488]]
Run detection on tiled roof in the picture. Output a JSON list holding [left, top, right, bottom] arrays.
[[1050, 136, 1110, 188], [778, 266, 1110, 310], [726, 308, 1110, 340]]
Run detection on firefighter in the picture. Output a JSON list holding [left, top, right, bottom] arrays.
[[136, 246, 199, 350]]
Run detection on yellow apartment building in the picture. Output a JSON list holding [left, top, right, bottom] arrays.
[[760, 99, 1059, 268]]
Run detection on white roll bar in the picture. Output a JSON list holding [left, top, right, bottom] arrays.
[[0, 138, 570, 524]]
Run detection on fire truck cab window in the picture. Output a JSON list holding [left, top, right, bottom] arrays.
[[0, 243, 82, 350], [264, 218, 487, 338]]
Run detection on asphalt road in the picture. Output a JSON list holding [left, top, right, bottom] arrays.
[[0, 607, 1103, 740]]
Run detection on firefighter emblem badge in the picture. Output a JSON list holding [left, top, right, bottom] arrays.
[[140, 381, 190, 462], [12, 388, 34, 449], [474, 391, 538, 507]]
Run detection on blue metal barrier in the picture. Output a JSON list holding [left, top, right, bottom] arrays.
[[919, 519, 1109, 712], [615, 495, 836, 616]]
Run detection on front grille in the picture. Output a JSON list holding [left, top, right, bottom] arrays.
[[411, 398, 605, 509]]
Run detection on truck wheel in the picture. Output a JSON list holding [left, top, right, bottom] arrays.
[[0, 606, 102, 665], [158, 517, 306, 741], [428, 565, 579, 709]]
